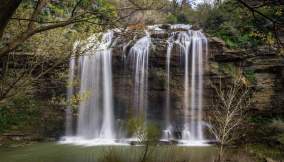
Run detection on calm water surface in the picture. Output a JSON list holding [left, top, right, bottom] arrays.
[[0, 143, 218, 162]]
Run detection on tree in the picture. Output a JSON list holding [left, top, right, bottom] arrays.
[[0, 0, 167, 104], [0, 27, 79, 103], [112, 0, 168, 24], [127, 116, 160, 162], [201, 0, 283, 49], [208, 74, 251, 161], [235, 0, 284, 48], [0, 0, 114, 103], [0, 0, 119, 57], [0, 0, 22, 38]]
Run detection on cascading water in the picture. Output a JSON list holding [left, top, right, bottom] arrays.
[[65, 57, 76, 136], [128, 33, 151, 117], [161, 28, 208, 145], [177, 30, 207, 145], [62, 31, 118, 145], [61, 24, 209, 146], [162, 34, 175, 140]]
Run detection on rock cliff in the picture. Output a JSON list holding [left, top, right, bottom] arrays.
[[109, 25, 284, 126], [1, 24, 283, 141]]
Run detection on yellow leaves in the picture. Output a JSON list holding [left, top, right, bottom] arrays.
[[70, 94, 81, 106], [48, 91, 91, 110], [69, 91, 91, 107], [275, 8, 283, 16], [49, 96, 66, 106], [232, 69, 251, 87], [249, 31, 263, 38], [240, 75, 251, 87], [22, 26, 91, 62], [250, 31, 276, 46], [265, 32, 275, 46], [66, 79, 80, 88]]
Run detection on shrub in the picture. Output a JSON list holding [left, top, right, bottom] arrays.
[[243, 69, 256, 84], [0, 96, 40, 133], [269, 119, 284, 132]]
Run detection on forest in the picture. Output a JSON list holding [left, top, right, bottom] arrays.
[[0, 0, 284, 162]]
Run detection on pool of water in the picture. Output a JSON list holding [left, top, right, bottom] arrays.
[[0, 143, 218, 162]]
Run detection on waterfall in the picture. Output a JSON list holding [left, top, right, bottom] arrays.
[[161, 29, 207, 144], [65, 57, 76, 136], [128, 33, 151, 117], [176, 30, 207, 144], [61, 25, 209, 146], [62, 31, 117, 145], [162, 34, 175, 140]]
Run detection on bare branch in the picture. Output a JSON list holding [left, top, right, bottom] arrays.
[[208, 74, 252, 160]]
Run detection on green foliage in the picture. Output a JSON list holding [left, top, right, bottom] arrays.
[[243, 69, 256, 84], [166, 13, 189, 24], [202, 1, 259, 48], [126, 116, 160, 144], [247, 115, 284, 152], [218, 63, 238, 76], [270, 119, 284, 132], [0, 0, 119, 104], [198, 0, 281, 49], [276, 133, 284, 145], [145, 123, 160, 144], [4, 0, 118, 51], [126, 116, 145, 140], [249, 115, 272, 125], [166, 14, 178, 24], [217, 63, 256, 85], [269, 119, 284, 145], [0, 96, 40, 133], [176, 13, 189, 24], [152, 0, 194, 24], [247, 144, 284, 160]]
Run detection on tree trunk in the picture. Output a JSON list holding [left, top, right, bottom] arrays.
[[141, 143, 149, 162], [217, 144, 224, 162], [0, 0, 22, 38]]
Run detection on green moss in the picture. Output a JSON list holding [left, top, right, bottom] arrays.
[[248, 116, 272, 124], [218, 63, 238, 76], [244, 69, 256, 84]]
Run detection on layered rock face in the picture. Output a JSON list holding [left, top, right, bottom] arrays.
[[208, 37, 284, 114], [109, 26, 206, 130], [109, 24, 284, 127]]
